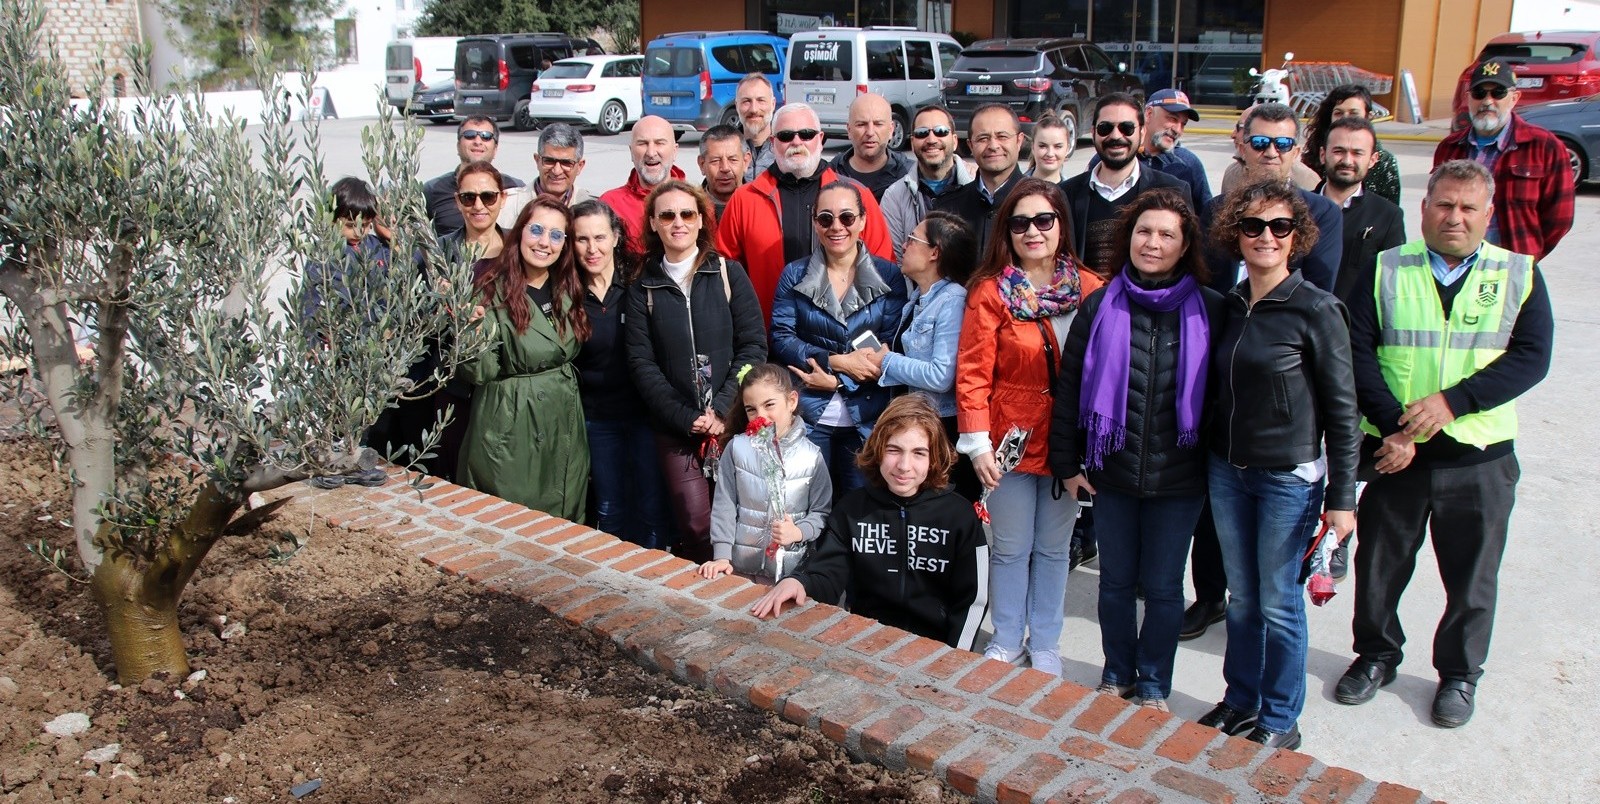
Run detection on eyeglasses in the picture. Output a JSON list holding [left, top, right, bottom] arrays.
[[1247, 135, 1297, 153], [1007, 212, 1059, 234], [813, 210, 860, 228], [540, 155, 580, 169], [459, 130, 497, 142], [1239, 216, 1295, 239], [1095, 120, 1139, 138], [526, 223, 566, 243], [911, 125, 953, 139], [456, 190, 501, 208], [654, 209, 699, 223], [906, 233, 932, 248], [773, 128, 820, 143], [1470, 85, 1511, 100]]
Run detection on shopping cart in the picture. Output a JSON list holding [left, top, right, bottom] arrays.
[[1287, 61, 1394, 119]]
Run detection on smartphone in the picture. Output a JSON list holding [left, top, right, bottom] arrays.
[[848, 330, 883, 352]]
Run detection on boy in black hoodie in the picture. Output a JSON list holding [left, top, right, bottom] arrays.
[[752, 394, 989, 649]]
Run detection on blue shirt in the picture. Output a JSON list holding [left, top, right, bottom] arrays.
[[1426, 242, 1483, 287]]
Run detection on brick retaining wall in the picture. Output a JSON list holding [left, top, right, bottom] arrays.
[[269, 475, 1439, 804]]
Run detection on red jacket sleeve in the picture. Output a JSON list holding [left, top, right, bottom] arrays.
[[860, 188, 893, 262]]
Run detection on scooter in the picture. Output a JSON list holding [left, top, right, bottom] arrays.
[[1249, 52, 1295, 106]]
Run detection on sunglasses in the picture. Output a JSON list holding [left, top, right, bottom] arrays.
[[1008, 212, 1059, 234], [911, 125, 953, 139], [459, 130, 497, 142], [1239, 216, 1295, 239], [1470, 85, 1511, 100], [540, 155, 580, 169], [1247, 135, 1297, 153], [654, 208, 699, 223], [773, 128, 820, 143], [813, 210, 860, 229], [456, 190, 501, 208], [1095, 120, 1138, 138], [526, 223, 566, 243]]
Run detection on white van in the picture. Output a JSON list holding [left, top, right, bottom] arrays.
[[785, 27, 964, 150], [385, 37, 462, 110]]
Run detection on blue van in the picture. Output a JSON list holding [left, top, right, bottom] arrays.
[[642, 31, 789, 135]]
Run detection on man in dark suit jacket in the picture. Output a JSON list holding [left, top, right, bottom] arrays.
[[1060, 92, 1193, 279], [1316, 117, 1406, 302]]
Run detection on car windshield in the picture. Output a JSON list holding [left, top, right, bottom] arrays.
[[386, 45, 411, 71], [1481, 42, 1591, 64], [791, 39, 853, 81], [542, 63, 592, 79], [953, 52, 1041, 73]]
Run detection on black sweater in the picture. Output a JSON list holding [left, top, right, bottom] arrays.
[[576, 279, 643, 422]]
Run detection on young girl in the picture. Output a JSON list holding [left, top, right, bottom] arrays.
[[1027, 114, 1074, 183], [699, 364, 833, 581], [752, 393, 988, 650]]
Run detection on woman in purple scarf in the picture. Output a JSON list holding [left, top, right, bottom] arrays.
[[1048, 189, 1223, 712]]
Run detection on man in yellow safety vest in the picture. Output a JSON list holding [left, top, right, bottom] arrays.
[[1333, 159, 1554, 728]]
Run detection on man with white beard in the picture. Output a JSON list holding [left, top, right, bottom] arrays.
[[716, 103, 892, 323], [1433, 58, 1573, 261], [600, 115, 685, 252]]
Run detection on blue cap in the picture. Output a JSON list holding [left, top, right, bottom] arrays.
[[1146, 88, 1200, 122]]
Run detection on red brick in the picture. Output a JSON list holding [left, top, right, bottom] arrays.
[[1108, 789, 1161, 804], [391, 501, 433, 518], [421, 482, 467, 503], [905, 724, 976, 772], [776, 602, 844, 634], [683, 640, 741, 685], [1153, 767, 1237, 804], [994, 752, 1070, 804], [464, 558, 523, 584], [944, 738, 1015, 797], [549, 555, 599, 577], [505, 540, 557, 564], [955, 658, 1016, 693], [540, 583, 602, 613], [859, 705, 926, 760], [462, 527, 505, 545], [1072, 692, 1133, 735], [470, 503, 517, 523], [815, 613, 877, 646], [748, 666, 814, 711], [1370, 782, 1425, 804], [425, 514, 464, 532], [758, 630, 825, 661], [1208, 735, 1264, 771], [1155, 720, 1218, 764], [405, 536, 457, 556], [1060, 735, 1141, 773], [824, 655, 895, 685], [424, 486, 474, 507], [661, 596, 711, 620], [637, 555, 694, 580], [348, 512, 403, 531], [562, 532, 616, 555], [818, 693, 889, 744], [513, 517, 562, 538], [691, 573, 749, 601], [719, 583, 770, 612], [973, 707, 1053, 740], [423, 545, 482, 570], [1032, 681, 1091, 720], [534, 522, 593, 545], [448, 493, 500, 515], [559, 592, 628, 626], [1251, 748, 1315, 797], [847, 625, 906, 656], [621, 617, 693, 663], [663, 569, 708, 591], [922, 648, 984, 679], [1046, 776, 1112, 803], [713, 618, 758, 636], [493, 509, 548, 531], [1301, 767, 1367, 803], [990, 668, 1053, 706], [590, 606, 661, 640], [516, 573, 576, 600], [898, 682, 969, 712], [1109, 707, 1174, 750], [610, 548, 671, 574], [709, 652, 779, 699], [582, 541, 639, 564]]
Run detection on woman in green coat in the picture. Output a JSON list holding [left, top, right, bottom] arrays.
[[458, 195, 591, 521]]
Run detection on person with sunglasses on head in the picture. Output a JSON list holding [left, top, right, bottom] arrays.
[[932, 104, 1029, 257], [1197, 179, 1361, 751], [457, 196, 592, 521], [717, 103, 893, 325], [601, 115, 687, 254], [627, 180, 768, 562], [882, 104, 974, 261], [830, 92, 913, 201], [498, 123, 592, 228], [422, 116, 525, 237], [1433, 58, 1574, 262], [956, 178, 1105, 677], [771, 181, 908, 495], [1302, 85, 1401, 206]]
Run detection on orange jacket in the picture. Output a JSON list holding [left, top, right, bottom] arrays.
[[956, 267, 1105, 476], [716, 166, 893, 325]]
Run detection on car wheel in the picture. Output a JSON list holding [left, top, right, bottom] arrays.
[[720, 105, 740, 128], [512, 100, 537, 132], [888, 109, 909, 150], [1561, 137, 1588, 184], [598, 100, 626, 136], [1054, 107, 1078, 161]]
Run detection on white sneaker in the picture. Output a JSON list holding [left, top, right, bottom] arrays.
[[1030, 649, 1062, 677], [983, 643, 1025, 664]]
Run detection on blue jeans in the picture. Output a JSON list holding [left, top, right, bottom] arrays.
[[586, 417, 672, 549], [1094, 487, 1205, 700], [987, 471, 1078, 654], [1207, 455, 1324, 735], [807, 422, 866, 498]]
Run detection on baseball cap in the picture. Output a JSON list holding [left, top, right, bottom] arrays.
[[1470, 58, 1516, 90], [1146, 89, 1200, 122]]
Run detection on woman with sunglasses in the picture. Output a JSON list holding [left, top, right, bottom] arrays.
[[1049, 189, 1224, 711], [772, 180, 907, 495], [956, 177, 1104, 676], [457, 196, 592, 522], [627, 180, 767, 562], [1197, 180, 1360, 750], [1302, 85, 1401, 205]]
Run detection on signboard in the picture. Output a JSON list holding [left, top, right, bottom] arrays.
[[777, 12, 822, 35], [1400, 69, 1423, 124], [1100, 42, 1262, 55]]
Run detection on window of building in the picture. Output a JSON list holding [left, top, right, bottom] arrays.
[[334, 18, 357, 65]]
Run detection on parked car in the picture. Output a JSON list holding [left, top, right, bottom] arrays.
[[407, 78, 457, 124], [642, 31, 789, 137], [385, 37, 461, 111], [1512, 93, 1600, 183], [785, 26, 964, 150], [454, 33, 605, 130], [1452, 31, 1600, 116], [524, 55, 644, 136], [1186, 53, 1258, 107], [942, 38, 1144, 156]]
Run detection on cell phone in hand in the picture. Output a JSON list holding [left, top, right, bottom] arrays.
[[848, 330, 883, 352]]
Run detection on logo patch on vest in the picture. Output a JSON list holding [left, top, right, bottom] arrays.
[[1476, 279, 1500, 308]]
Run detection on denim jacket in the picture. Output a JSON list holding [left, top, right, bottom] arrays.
[[879, 277, 966, 417]]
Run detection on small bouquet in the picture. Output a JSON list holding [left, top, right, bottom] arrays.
[[745, 416, 799, 580], [694, 354, 721, 482], [1302, 518, 1341, 607], [975, 426, 1032, 524]]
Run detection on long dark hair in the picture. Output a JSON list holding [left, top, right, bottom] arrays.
[[474, 195, 590, 341], [1304, 84, 1374, 172], [720, 362, 796, 447], [1110, 189, 1211, 285], [920, 210, 977, 285], [971, 177, 1078, 286], [570, 199, 641, 285]]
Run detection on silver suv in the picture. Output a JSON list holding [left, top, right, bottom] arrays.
[[785, 26, 964, 150]]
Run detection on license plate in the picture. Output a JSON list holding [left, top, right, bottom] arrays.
[[650, 95, 671, 105], [968, 84, 1002, 95], [806, 92, 834, 104], [1516, 77, 1543, 89], [543, 89, 564, 97], [464, 96, 482, 104]]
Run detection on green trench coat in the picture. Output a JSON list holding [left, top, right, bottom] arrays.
[[457, 303, 589, 522]]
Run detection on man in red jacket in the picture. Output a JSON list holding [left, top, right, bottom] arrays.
[[1433, 58, 1574, 261], [716, 103, 892, 324], [600, 115, 686, 253]]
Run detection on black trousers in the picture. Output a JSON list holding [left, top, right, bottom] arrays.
[[1189, 497, 1228, 604], [1351, 452, 1520, 683]]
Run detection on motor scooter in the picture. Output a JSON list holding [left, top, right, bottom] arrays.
[[1248, 52, 1294, 106]]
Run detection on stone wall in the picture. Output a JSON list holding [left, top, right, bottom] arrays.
[[39, 0, 142, 97]]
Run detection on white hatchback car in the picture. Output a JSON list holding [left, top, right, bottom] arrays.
[[525, 55, 644, 136]]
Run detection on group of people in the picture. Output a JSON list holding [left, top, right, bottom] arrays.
[[313, 57, 1562, 751]]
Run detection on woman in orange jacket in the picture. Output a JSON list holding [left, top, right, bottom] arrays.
[[956, 177, 1104, 677]]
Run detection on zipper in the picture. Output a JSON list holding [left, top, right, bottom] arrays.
[[1226, 288, 1289, 465], [1138, 313, 1158, 492]]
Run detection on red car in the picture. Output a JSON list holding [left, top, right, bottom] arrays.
[[1453, 30, 1600, 116]]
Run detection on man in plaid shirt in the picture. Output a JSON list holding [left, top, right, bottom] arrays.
[[1434, 58, 1574, 261]]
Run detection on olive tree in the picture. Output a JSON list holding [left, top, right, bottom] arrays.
[[0, 0, 486, 682]]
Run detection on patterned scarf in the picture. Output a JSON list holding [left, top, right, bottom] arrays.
[[997, 257, 1083, 321]]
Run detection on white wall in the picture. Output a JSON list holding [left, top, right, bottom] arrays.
[[1511, 0, 1600, 30]]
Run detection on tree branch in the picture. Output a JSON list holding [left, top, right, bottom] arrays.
[[36, 282, 104, 306]]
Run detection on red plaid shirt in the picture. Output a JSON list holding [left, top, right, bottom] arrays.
[[1434, 114, 1574, 261]]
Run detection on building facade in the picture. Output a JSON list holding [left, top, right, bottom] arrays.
[[40, 0, 143, 97]]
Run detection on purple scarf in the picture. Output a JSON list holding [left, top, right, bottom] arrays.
[[1079, 266, 1210, 470]]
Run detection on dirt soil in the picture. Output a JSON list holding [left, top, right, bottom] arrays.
[[0, 436, 964, 804]]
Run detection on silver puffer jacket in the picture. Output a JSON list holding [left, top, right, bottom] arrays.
[[710, 420, 833, 577]]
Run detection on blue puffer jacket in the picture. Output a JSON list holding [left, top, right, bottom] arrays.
[[770, 244, 907, 432]]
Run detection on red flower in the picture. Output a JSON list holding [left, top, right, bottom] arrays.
[[745, 417, 772, 437]]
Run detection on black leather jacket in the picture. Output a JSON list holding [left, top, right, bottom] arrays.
[[1209, 270, 1361, 510]]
